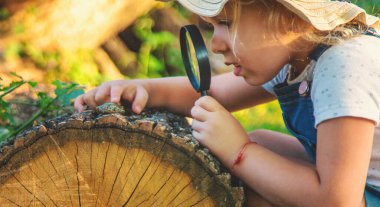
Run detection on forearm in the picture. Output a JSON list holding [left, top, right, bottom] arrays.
[[233, 144, 361, 207], [143, 76, 200, 116], [209, 72, 275, 112], [141, 72, 275, 115]]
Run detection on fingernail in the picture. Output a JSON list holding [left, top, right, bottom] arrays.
[[134, 106, 141, 114]]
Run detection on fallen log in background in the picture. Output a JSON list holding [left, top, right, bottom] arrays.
[[0, 109, 245, 206]]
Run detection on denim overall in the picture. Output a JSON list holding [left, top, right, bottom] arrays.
[[272, 28, 380, 206]]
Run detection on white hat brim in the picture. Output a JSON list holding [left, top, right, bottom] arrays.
[[176, 0, 229, 17], [278, 0, 379, 30], [174, 0, 379, 30]]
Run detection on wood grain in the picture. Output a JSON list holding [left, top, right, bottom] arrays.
[[0, 110, 244, 206]]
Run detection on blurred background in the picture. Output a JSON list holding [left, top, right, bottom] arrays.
[[0, 0, 379, 141]]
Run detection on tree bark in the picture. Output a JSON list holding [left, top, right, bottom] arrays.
[[0, 109, 245, 206]]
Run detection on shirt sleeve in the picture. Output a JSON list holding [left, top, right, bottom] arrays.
[[311, 36, 380, 127], [262, 64, 290, 94]]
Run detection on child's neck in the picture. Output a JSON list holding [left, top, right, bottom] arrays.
[[290, 58, 311, 77], [289, 45, 317, 77]]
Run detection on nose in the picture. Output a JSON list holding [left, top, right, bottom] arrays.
[[210, 28, 229, 54]]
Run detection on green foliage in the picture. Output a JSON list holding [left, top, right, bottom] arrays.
[[12, 23, 26, 35], [233, 101, 288, 134], [66, 50, 104, 85], [26, 45, 60, 69], [26, 4, 38, 15], [0, 8, 10, 21], [353, 0, 380, 15], [0, 74, 84, 142], [171, 2, 192, 19], [0, 73, 27, 127], [3, 40, 105, 85], [133, 15, 185, 78], [4, 42, 26, 59]]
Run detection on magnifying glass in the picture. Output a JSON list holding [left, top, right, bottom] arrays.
[[180, 25, 211, 96]]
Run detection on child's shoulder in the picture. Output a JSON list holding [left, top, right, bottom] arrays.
[[311, 35, 380, 127], [314, 35, 380, 75], [320, 35, 380, 62]]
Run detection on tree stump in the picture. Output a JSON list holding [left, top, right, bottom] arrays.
[[0, 109, 245, 206]]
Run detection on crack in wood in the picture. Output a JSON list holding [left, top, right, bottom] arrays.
[[121, 150, 156, 207], [94, 141, 111, 207], [10, 173, 46, 207], [174, 189, 199, 207], [48, 134, 75, 207], [134, 196, 150, 207], [130, 131, 171, 203], [2, 185, 23, 206], [168, 180, 193, 206], [120, 133, 170, 206], [92, 131, 101, 193], [40, 148, 67, 200], [152, 167, 176, 197], [114, 140, 143, 203], [75, 142, 82, 207], [0, 195, 22, 206], [26, 162, 59, 207], [27, 197, 33, 207], [153, 149, 201, 206], [189, 196, 208, 207], [105, 145, 128, 207], [90, 130, 94, 194]]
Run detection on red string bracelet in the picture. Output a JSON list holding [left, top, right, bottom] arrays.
[[230, 141, 257, 174]]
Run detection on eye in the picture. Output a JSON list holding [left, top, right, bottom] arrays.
[[218, 20, 232, 27]]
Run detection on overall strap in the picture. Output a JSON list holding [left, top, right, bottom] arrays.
[[309, 44, 331, 61], [365, 27, 380, 38]]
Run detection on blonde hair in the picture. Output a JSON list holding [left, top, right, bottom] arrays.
[[230, 0, 380, 47]]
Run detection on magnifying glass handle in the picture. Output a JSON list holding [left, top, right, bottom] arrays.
[[201, 91, 208, 96]]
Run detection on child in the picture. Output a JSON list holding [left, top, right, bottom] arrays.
[[75, 0, 380, 206]]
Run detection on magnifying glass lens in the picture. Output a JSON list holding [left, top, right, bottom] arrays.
[[185, 33, 201, 83], [180, 25, 211, 96]]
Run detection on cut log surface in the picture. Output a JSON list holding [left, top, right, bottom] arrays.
[[0, 109, 244, 206]]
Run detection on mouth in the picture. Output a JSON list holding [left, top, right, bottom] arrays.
[[225, 62, 243, 76], [233, 65, 242, 76]]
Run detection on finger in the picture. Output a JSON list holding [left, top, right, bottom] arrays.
[[94, 84, 111, 105], [194, 96, 223, 112], [121, 86, 136, 103], [192, 130, 203, 142], [110, 85, 123, 103], [83, 89, 98, 109], [191, 105, 209, 122], [74, 95, 85, 112], [131, 87, 148, 114], [191, 119, 204, 132]]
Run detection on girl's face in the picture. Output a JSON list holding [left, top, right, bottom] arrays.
[[204, 3, 304, 86]]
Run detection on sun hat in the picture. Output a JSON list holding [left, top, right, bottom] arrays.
[[159, 0, 379, 31]]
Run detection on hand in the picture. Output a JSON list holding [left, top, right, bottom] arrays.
[[191, 96, 250, 168], [74, 80, 149, 114]]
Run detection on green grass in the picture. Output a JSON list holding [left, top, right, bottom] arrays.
[[233, 101, 289, 134]]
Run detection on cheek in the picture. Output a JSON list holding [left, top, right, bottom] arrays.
[[233, 42, 254, 63], [236, 38, 289, 66], [237, 47, 290, 84], [233, 35, 270, 65]]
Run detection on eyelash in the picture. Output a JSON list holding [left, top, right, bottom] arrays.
[[206, 21, 231, 29], [218, 20, 231, 27]]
